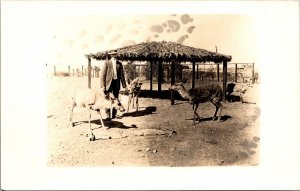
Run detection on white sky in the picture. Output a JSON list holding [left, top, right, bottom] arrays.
[[46, 14, 258, 66], [1, 1, 259, 69]]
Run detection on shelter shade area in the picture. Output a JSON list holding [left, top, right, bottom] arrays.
[[85, 41, 232, 103]]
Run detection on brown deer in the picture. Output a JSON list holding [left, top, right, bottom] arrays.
[[169, 79, 223, 125], [126, 78, 143, 113]]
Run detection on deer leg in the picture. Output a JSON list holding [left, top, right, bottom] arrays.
[[88, 109, 95, 141], [211, 101, 223, 122], [69, 104, 74, 127], [193, 104, 201, 121], [110, 101, 113, 119], [217, 103, 223, 122], [132, 96, 135, 109], [136, 95, 139, 112], [97, 110, 108, 130], [212, 104, 219, 121], [127, 94, 132, 113], [193, 103, 199, 125]]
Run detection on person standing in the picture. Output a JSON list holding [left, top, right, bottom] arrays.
[[100, 51, 127, 119]]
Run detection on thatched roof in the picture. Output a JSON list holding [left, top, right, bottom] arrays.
[[86, 41, 231, 63]]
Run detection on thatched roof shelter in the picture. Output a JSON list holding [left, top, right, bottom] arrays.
[[85, 41, 232, 103], [85, 41, 231, 63]]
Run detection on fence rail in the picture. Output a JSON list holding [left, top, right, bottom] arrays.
[[47, 62, 259, 84]]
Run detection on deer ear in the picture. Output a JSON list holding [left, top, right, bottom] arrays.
[[181, 78, 188, 83]]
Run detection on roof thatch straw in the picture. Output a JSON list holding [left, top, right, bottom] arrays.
[[86, 41, 232, 63]]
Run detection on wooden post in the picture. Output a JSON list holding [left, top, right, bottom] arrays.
[[171, 61, 175, 105], [134, 63, 136, 79], [196, 64, 199, 80], [68, 65, 70, 76], [85, 68, 86, 76], [217, 64, 220, 82], [252, 63, 255, 84], [167, 65, 170, 82], [222, 61, 227, 101], [82, 65, 83, 77], [235, 64, 238, 83], [139, 65, 141, 77], [150, 61, 153, 92], [54, 65, 56, 76], [158, 61, 162, 95], [192, 61, 195, 89], [88, 58, 91, 89]]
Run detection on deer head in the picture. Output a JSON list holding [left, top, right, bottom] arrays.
[[128, 78, 143, 94]]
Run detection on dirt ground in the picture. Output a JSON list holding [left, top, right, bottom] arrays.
[[47, 77, 260, 166]]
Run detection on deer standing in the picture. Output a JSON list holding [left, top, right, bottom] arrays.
[[126, 78, 143, 113], [70, 88, 125, 141], [169, 80, 223, 125]]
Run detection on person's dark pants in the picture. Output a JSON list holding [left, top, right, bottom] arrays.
[[106, 79, 119, 119]]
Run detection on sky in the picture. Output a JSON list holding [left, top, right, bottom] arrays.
[[46, 14, 258, 67]]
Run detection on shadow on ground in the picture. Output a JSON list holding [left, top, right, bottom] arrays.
[[122, 106, 157, 117], [74, 119, 138, 130], [185, 115, 232, 122]]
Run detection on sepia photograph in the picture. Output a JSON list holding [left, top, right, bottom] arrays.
[[1, 0, 299, 190], [47, 14, 260, 167]]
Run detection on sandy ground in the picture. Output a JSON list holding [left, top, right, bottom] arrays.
[[47, 77, 260, 166]]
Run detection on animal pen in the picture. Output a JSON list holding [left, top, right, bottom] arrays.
[[85, 41, 232, 104]]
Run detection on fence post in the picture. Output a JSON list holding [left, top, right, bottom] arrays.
[[192, 61, 195, 89], [150, 62, 153, 92], [88, 58, 91, 88], [68, 65, 70, 76], [217, 64, 220, 82], [54, 65, 56, 76], [235, 64, 238, 83], [222, 61, 227, 102], [170, 61, 175, 105], [158, 61, 162, 95], [252, 63, 255, 84], [82, 65, 83, 77]]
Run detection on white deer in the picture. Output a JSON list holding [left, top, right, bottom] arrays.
[[70, 87, 125, 141]]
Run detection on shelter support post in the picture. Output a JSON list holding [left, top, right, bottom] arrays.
[[88, 58, 91, 89], [217, 64, 220, 82], [150, 61, 153, 93], [252, 63, 255, 84], [235, 64, 238, 83], [192, 61, 195, 89], [158, 61, 162, 95], [222, 61, 227, 102], [170, 61, 175, 105], [196, 64, 199, 80], [134, 64, 136, 79]]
